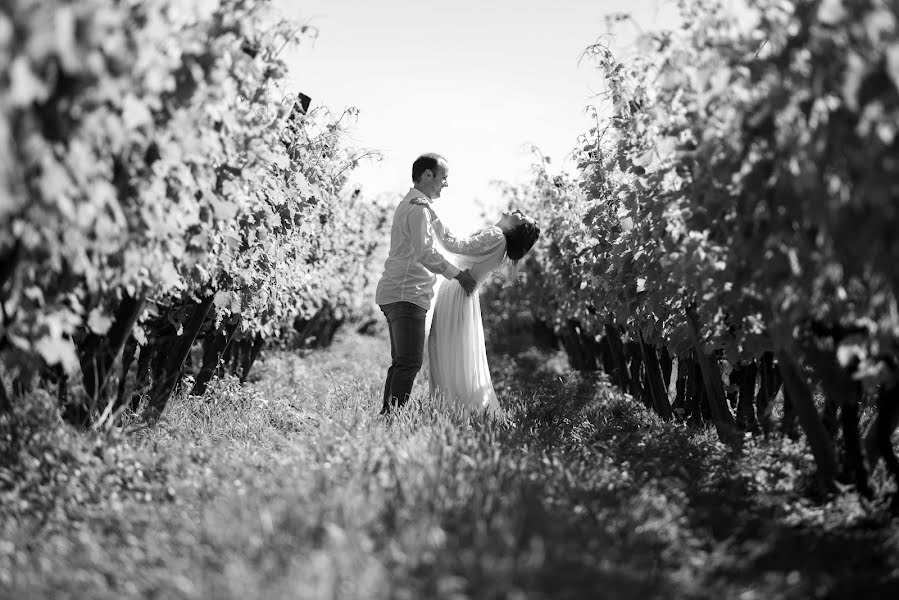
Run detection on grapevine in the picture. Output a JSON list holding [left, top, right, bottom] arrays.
[[495, 0, 899, 498], [0, 0, 388, 422]]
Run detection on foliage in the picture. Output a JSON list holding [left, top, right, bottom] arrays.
[[0, 0, 388, 416], [482, 0, 899, 489], [501, 0, 899, 367]]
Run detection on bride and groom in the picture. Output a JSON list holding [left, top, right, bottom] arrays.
[[374, 153, 540, 420]]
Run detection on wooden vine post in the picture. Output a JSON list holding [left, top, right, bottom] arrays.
[[800, 341, 870, 496], [0, 372, 10, 415], [754, 352, 781, 433], [685, 307, 738, 445], [115, 335, 139, 411], [78, 291, 147, 408], [603, 321, 631, 389], [864, 385, 899, 479], [191, 319, 240, 396], [0, 242, 21, 417], [775, 350, 837, 488], [871, 385, 899, 495], [733, 362, 760, 433], [238, 334, 266, 383], [145, 296, 215, 422], [683, 354, 704, 424], [639, 332, 673, 420]]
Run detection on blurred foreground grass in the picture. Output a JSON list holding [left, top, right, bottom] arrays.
[[2, 331, 899, 599]]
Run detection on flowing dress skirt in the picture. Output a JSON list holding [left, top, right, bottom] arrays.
[[428, 279, 504, 420]]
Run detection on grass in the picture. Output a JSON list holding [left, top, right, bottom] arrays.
[[2, 330, 899, 599]]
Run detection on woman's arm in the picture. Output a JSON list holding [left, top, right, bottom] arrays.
[[407, 204, 477, 294], [409, 198, 504, 255]]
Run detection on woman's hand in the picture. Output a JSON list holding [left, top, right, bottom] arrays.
[[410, 198, 438, 220]]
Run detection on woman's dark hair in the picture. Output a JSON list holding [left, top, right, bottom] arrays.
[[411, 153, 445, 182], [502, 220, 540, 261]]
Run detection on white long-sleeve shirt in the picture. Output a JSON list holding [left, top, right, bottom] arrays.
[[375, 188, 461, 310]]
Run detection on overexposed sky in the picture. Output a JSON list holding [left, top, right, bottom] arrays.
[[272, 0, 685, 230]]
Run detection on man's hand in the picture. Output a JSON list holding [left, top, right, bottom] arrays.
[[454, 269, 476, 296]]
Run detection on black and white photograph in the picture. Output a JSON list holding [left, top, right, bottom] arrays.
[[2, 0, 899, 598]]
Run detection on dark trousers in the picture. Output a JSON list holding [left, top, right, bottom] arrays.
[[379, 301, 427, 414]]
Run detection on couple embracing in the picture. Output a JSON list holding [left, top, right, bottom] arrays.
[[375, 153, 540, 421]]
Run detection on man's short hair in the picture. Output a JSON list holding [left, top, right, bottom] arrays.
[[412, 153, 446, 182]]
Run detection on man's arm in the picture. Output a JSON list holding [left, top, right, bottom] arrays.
[[409, 206, 460, 279], [409, 207, 477, 294]]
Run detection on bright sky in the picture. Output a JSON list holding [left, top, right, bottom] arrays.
[[268, 1, 731, 231]]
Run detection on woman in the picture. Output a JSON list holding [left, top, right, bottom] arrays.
[[412, 200, 540, 421]]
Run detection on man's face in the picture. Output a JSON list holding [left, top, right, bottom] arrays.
[[428, 162, 449, 199]]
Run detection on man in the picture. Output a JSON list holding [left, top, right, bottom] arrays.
[[375, 153, 477, 415]]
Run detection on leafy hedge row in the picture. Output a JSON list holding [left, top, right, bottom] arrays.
[[0, 0, 388, 424], [494, 0, 899, 500]]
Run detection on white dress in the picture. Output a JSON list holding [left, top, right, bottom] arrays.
[[427, 222, 508, 420]]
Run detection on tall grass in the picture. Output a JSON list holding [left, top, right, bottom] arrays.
[[1, 331, 897, 599]]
